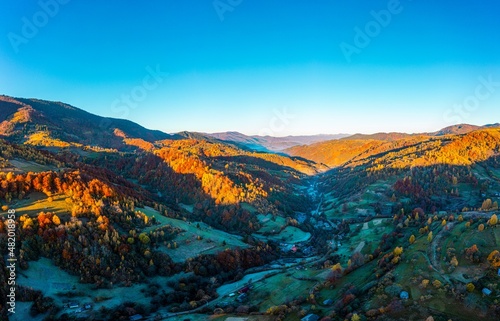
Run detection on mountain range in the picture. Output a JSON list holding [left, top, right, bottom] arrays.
[[2, 94, 500, 321]]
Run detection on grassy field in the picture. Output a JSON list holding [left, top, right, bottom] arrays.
[[10, 159, 56, 172], [16, 257, 190, 319], [12, 192, 73, 217], [252, 268, 318, 311], [216, 269, 280, 297], [179, 203, 194, 213], [139, 207, 249, 263], [1, 158, 56, 174], [256, 214, 287, 233], [254, 225, 311, 244]]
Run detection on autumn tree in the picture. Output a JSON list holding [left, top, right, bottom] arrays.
[[487, 250, 500, 268], [489, 214, 498, 226], [327, 263, 343, 284], [393, 247, 404, 256], [481, 199, 493, 211], [465, 244, 480, 263], [52, 214, 61, 225]]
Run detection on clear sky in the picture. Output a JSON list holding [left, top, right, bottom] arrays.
[[1, 0, 500, 136]]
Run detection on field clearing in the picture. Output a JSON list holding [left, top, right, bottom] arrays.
[[260, 226, 311, 244], [8, 158, 56, 173], [179, 203, 194, 213], [247, 269, 318, 312], [319, 259, 378, 304], [489, 167, 500, 179], [241, 202, 257, 213], [216, 270, 280, 297], [16, 257, 186, 318], [473, 164, 491, 180], [139, 207, 249, 262], [342, 220, 391, 258], [14, 193, 73, 217], [256, 214, 286, 233]]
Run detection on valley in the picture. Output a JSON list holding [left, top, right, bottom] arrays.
[[1, 96, 500, 321]]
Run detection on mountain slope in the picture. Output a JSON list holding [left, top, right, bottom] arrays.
[[285, 124, 500, 168], [0, 95, 176, 150], [430, 123, 481, 136]]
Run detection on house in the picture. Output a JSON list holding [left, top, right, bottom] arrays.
[[400, 291, 409, 300], [84, 304, 92, 310], [129, 315, 143, 321], [69, 302, 79, 309], [497, 268, 500, 277], [238, 286, 250, 294], [323, 299, 333, 306], [236, 293, 248, 303], [301, 314, 320, 321], [482, 288, 492, 296]]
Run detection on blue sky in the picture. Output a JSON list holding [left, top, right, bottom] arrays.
[[1, 0, 500, 136]]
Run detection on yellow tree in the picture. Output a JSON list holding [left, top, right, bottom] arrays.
[[487, 250, 500, 268], [409, 235, 416, 244], [482, 199, 493, 210], [331, 263, 342, 272], [427, 231, 433, 242], [489, 214, 498, 226], [52, 214, 61, 225]]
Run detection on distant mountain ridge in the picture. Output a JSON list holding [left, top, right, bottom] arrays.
[[285, 123, 500, 167], [207, 131, 350, 152], [1, 94, 497, 157]]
